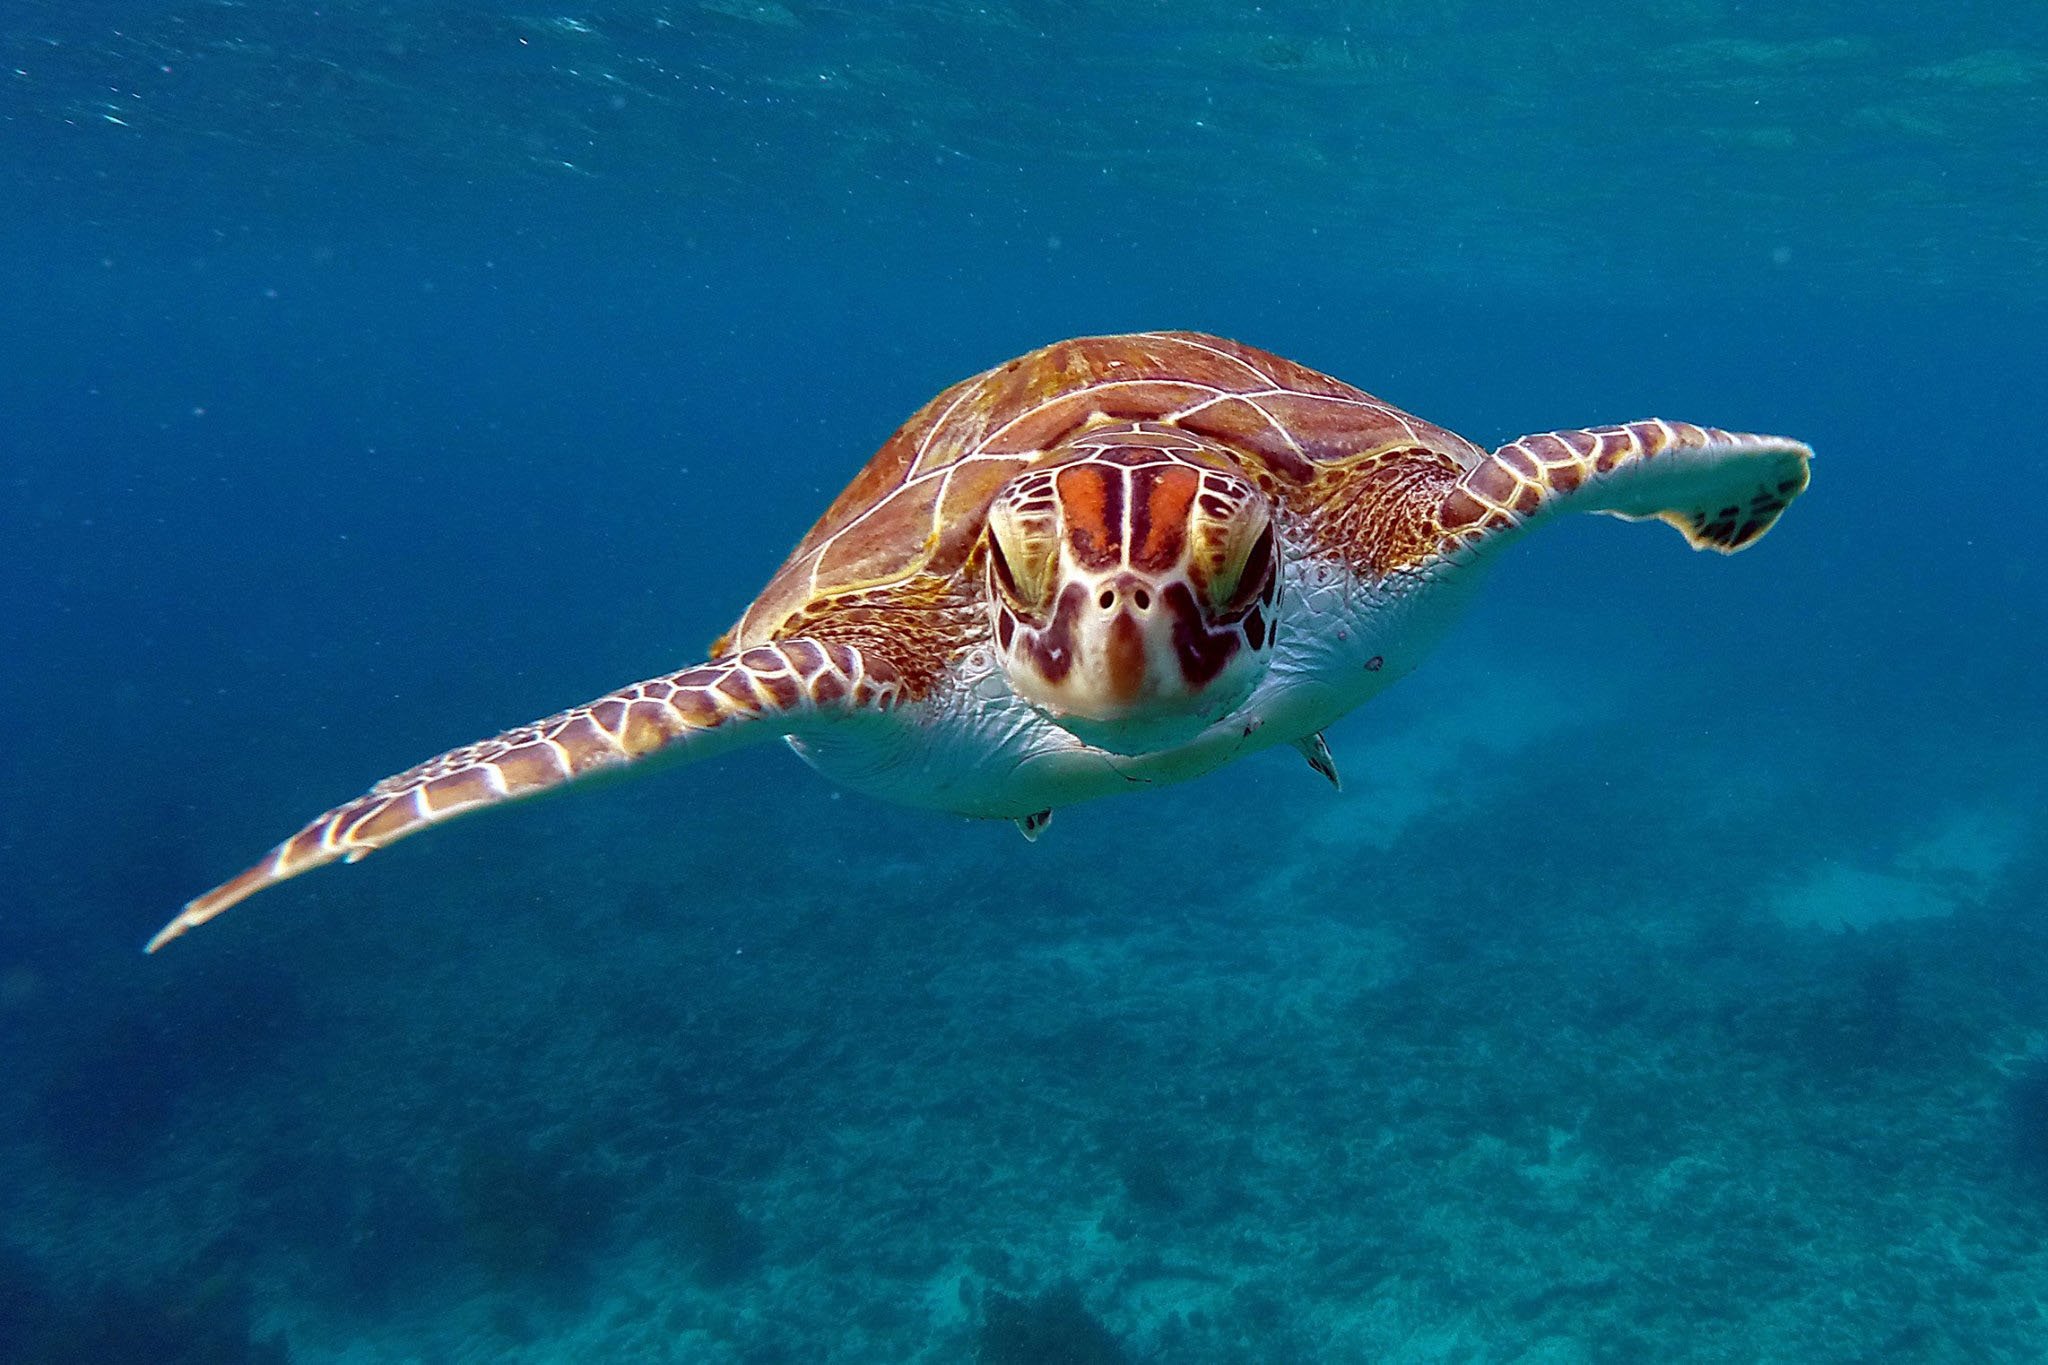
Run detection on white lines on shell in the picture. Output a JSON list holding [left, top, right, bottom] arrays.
[[915, 375, 988, 469], [953, 446, 1048, 469], [1163, 387, 1329, 422], [1067, 432, 1204, 460], [926, 466, 959, 549], [1235, 394, 1310, 460], [976, 377, 1227, 453], [928, 463, 965, 538], [1166, 392, 1238, 424], [1162, 333, 1281, 387], [810, 455, 1015, 572], [1275, 388, 1402, 419]]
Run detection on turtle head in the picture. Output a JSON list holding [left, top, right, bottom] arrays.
[[983, 448, 1280, 752]]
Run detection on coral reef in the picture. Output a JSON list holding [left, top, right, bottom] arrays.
[[8, 657, 2046, 1362], [977, 1283, 1128, 1365], [0, 1245, 287, 1365], [454, 1134, 618, 1290]]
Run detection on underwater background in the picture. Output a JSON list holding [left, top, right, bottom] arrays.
[[3, 2, 2046, 1361]]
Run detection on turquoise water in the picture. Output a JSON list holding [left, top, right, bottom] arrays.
[[3, 3, 2045, 1361]]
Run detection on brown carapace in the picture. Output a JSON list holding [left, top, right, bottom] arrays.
[[152, 331, 1812, 951]]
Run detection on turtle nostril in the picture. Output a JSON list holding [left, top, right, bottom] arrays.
[[1098, 589, 1115, 610], [1132, 588, 1151, 610]]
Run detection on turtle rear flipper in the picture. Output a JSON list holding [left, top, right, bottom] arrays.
[[1442, 421, 1813, 554], [147, 641, 905, 951]]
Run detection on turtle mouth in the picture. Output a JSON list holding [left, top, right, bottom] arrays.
[[995, 571, 1271, 750]]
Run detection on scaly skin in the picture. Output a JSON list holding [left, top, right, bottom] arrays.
[[154, 333, 1811, 951], [147, 643, 902, 950]]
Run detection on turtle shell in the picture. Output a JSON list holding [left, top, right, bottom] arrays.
[[720, 330, 1484, 652]]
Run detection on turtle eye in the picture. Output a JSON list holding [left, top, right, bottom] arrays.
[[986, 498, 1059, 622], [1204, 510, 1276, 620]]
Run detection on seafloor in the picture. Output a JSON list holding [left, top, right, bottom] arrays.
[[4, 635, 2045, 1363]]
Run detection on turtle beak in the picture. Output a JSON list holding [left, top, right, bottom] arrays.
[[1095, 574, 1155, 705], [1065, 570, 1211, 718]]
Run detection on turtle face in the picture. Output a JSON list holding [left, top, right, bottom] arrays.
[[984, 450, 1280, 752]]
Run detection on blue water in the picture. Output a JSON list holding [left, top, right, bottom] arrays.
[[4, 4, 2045, 1361]]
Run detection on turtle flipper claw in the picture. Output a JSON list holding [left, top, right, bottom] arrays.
[[1012, 809, 1054, 841], [1440, 421, 1812, 555], [1291, 732, 1341, 790]]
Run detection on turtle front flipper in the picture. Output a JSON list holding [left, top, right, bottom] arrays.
[[1440, 421, 1813, 554], [148, 641, 904, 951]]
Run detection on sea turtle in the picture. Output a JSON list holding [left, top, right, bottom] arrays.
[[149, 331, 1811, 951]]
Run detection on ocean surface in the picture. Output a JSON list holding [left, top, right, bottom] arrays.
[[4, 3, 2045, 1361]]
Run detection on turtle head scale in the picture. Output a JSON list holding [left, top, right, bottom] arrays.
[[982, 446, 1280, 752]]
